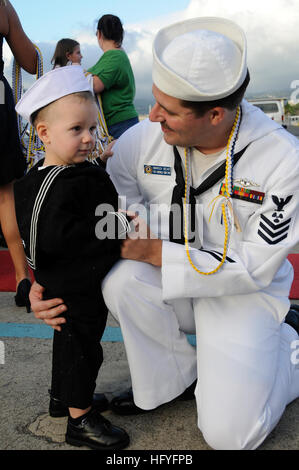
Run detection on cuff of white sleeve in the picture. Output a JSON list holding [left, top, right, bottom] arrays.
[[161, 240, 187, 301]]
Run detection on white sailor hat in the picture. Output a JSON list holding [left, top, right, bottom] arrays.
[[152, 17, 247, 102], [15, 65, 93, 123]]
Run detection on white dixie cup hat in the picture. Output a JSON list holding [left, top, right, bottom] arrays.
[[15, 65, 93, 123], [152, 17, 247, 102]]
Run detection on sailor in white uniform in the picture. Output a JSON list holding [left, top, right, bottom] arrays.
[[101, 18, 299, 450], [30, 17, 299, 450]]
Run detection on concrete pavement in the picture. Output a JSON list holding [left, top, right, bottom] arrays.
[[0, 243, 299, 451], [0, 292, 299, 452]]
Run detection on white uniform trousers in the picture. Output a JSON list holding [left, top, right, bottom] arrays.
[[102, 259, 299, 450]]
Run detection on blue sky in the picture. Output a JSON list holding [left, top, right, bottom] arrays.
[[5, 0, 299, 100], [12, 0, 190, 42]]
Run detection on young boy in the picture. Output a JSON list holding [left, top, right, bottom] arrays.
[[14, 65, 130, 450]]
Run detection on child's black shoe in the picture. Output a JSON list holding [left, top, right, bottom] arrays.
[[65, 408, 130, 450]]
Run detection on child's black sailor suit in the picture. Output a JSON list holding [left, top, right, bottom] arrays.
[[14, 160, 122, 409], [103, 100, 299, 449]]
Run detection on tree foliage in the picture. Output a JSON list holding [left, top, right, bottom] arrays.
[[285, 103, 299, 115]]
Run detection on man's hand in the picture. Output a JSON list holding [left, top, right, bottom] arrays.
[[121, 214, 162, 266], [29, 281, 67, 332], [121, 238, 162, 266]]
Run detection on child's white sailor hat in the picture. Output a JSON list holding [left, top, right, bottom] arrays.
[[152, 17, 247, 102], [15, 65, 93, 123]]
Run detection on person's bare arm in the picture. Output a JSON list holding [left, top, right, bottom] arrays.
[[93, 75, 105, 94], [0, 2, 9, 36], [29, 282, 67, 332], [5, 1, 37, 74]]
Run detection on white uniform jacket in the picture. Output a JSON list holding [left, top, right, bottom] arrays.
[[107, 100, 299, 321]]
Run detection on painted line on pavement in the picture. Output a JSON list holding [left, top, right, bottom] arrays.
[[0, 323, 196, 345]]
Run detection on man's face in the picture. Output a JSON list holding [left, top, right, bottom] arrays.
[[149, 85, 211, 149]]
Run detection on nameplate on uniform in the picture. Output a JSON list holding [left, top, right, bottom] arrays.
[[144, 165, 172, 176], [219, 183, 265, 204]]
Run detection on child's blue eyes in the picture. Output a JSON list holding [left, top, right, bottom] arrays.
[[71, 126, 96, 133]]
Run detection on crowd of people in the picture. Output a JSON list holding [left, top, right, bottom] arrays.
[[1, 0, 299, 452]]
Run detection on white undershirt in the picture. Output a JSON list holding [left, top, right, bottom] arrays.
[[177, 147, 225, 188]]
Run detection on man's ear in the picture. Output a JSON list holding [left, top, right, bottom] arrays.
[[209, 107, 226, 126], [36, 121, 50, 144]]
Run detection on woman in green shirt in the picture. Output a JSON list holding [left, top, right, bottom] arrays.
[[88, 15, 138, 139]]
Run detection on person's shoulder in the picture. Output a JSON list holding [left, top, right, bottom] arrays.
[[241, 101, 299, 176], [112, 118, 165, 160], [106, 49, 125, 56], [117, 118, 162, 142], [270, 128, 299, 173], [88, 56, 104, 74], [14, 160, 45, 190], [88, 50, 121, 74], [104, 49, 129, 64], [14, 171, 33, 195], [241, 100, 299, 149], [56, 161, 108, 181]]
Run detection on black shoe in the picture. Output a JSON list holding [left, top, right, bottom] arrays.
[[14, 278, 31, 313], [285, 305, 299, 335], [49, 390, 110, 418], [109, 388, 150, 416], [65, 408, 130, 450], [179, 379, 197, 401], [110, 380, 197, 416]]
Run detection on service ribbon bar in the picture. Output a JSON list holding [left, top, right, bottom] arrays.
[[219, 183, 265, 205]]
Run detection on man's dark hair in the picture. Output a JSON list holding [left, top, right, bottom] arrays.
[[181, 70, 250, 117]]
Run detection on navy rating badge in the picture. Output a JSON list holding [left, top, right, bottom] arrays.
[[258, 195, 293, 245]]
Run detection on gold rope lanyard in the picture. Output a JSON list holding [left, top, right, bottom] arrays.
[[13, 45, 44, 170], [84, 72, 114, 160], [183, 106, 241, 275]]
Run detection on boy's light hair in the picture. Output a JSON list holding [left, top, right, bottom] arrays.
[[31, 91, 95, 127]]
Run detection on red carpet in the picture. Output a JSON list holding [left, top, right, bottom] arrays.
[[0, 250, 34, 292], [0, 249, 298, 298], [288, 254, 299, 300]]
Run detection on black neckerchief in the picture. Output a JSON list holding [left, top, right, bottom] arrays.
[[169, 144, 249, 245]]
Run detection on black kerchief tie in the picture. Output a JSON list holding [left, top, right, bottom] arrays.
[[169, 145, 249, 245]]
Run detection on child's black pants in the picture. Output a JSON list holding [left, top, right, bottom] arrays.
[[50, 294, 108, 409]]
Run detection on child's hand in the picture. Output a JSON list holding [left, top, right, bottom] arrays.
[[100, 140, 117, 163]]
